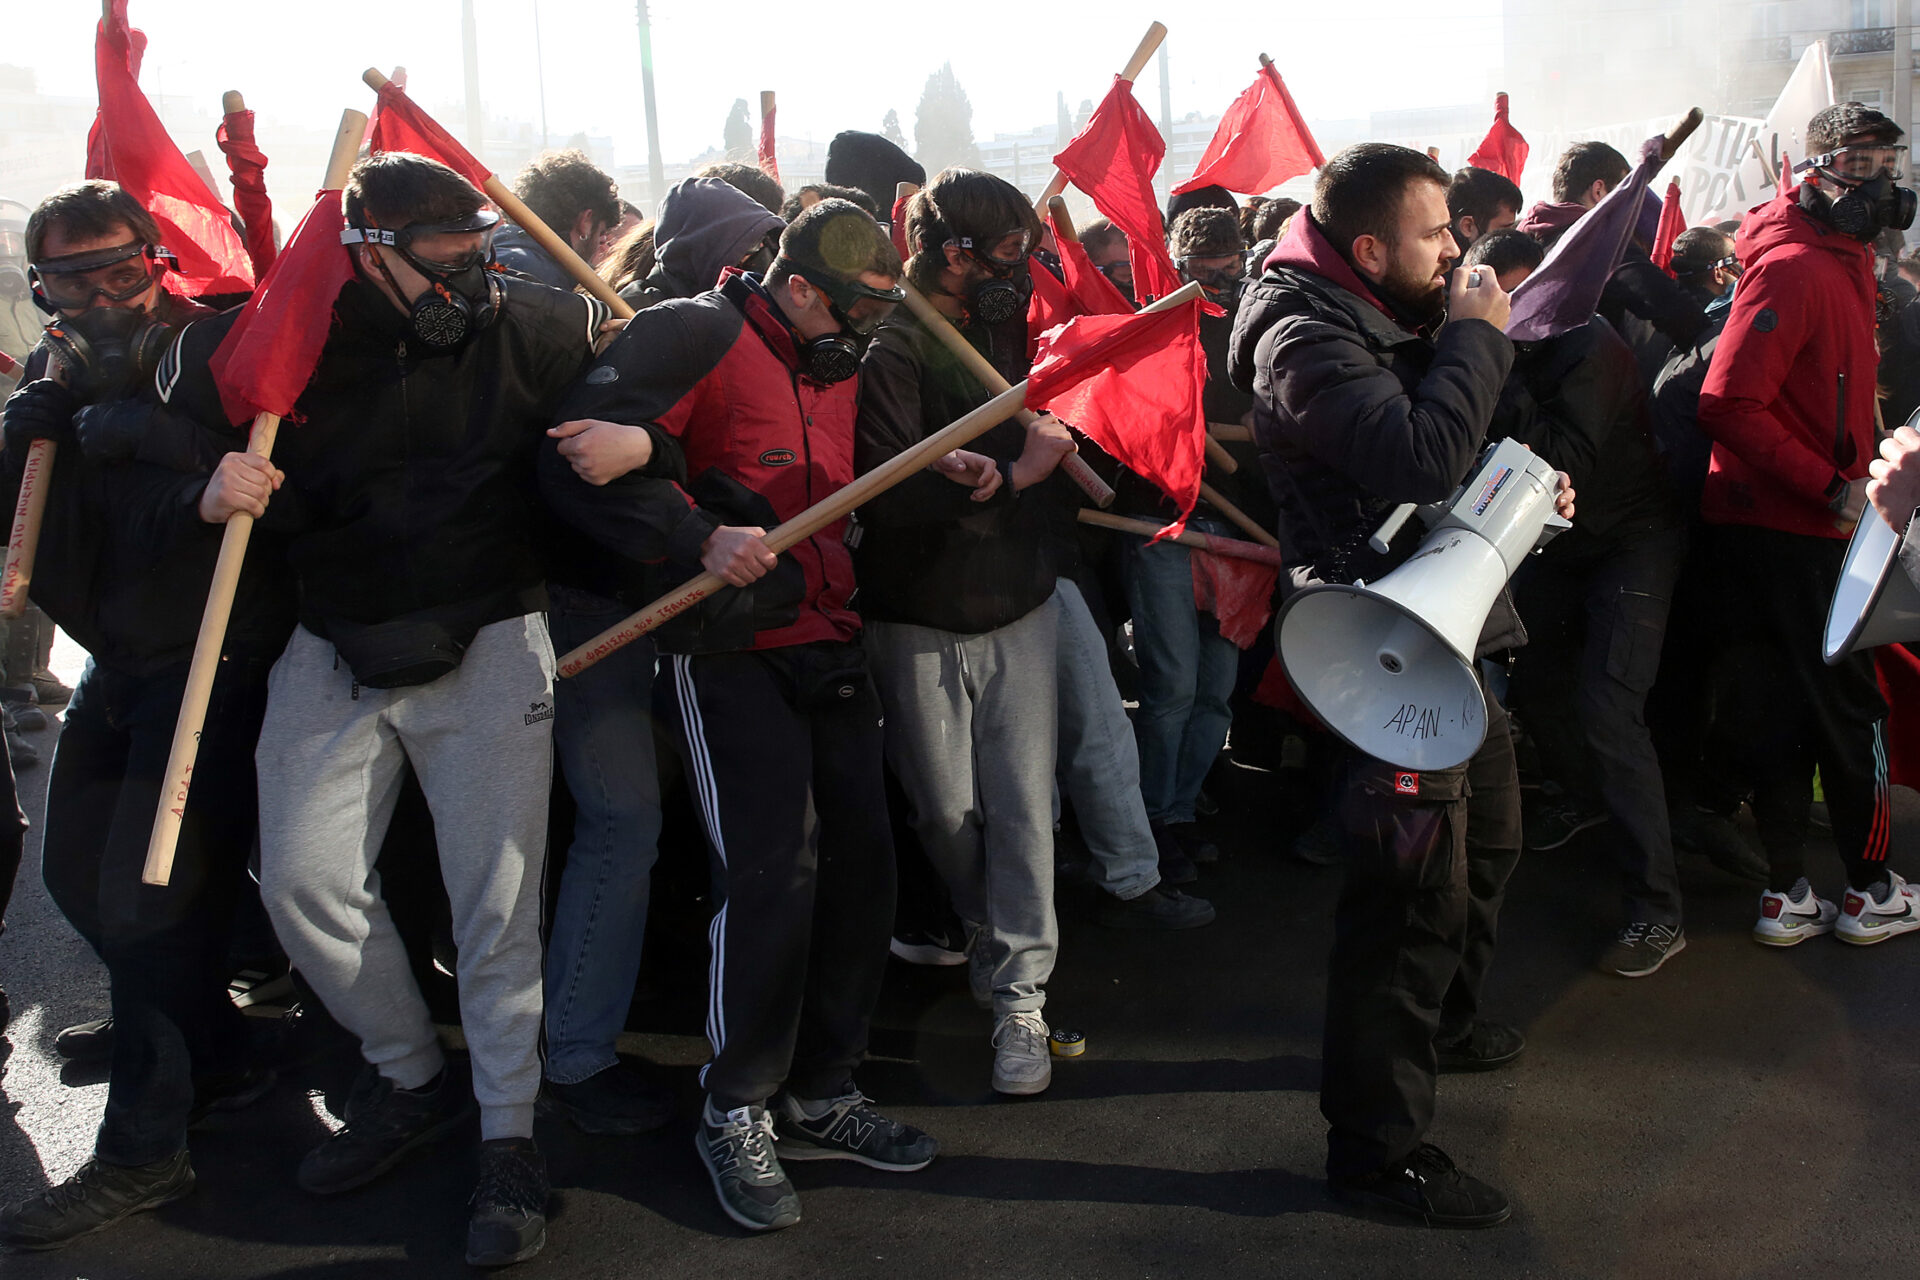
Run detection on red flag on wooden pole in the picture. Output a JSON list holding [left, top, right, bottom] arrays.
[[1053, 76, 1184, 306], [1467, 92, 1530, 184], [217, 92, 276, 277], [1650, 179, 1685, 276], [366, 81, 494, 188], [1172, 55, 1323, 196], [758, 90, 780, 185]]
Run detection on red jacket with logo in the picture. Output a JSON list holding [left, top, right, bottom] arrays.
[[542, 270, 860, 653], [1697, 187, 1879, 539]]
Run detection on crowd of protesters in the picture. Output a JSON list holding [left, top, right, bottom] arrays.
[[0, 95, 1915, 1263]]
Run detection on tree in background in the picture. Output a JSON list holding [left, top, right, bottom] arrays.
[[723, 98, 752, 161], [914, 63, 982, 175], [883, 108, 909, 151]]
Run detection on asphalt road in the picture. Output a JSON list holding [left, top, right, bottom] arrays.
[[1, 634, 1916, 1279]]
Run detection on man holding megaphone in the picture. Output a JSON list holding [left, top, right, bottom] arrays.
[[1230, 144, 1572, 1229]]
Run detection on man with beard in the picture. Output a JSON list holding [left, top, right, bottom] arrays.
[[1230, 144, 1571, 1227], [0, 180, 287, 1250]]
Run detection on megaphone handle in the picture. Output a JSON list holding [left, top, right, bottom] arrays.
[[1368, 503, 1418, 555]]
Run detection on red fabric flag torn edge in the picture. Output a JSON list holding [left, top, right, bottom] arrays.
[[217, 108, 276, 277], [1053, 77, 1185, 307], [1467, 93, 1530, 184], [367, 82, 494, 188], [1173, 60, 1323, 197]]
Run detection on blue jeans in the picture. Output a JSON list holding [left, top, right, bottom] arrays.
[[1124, 531, 1237, 825], [545, 588, 663, 1083], [1052, 579, 1161, 900]]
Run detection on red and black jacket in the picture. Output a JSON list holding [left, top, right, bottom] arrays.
[[542, 269, 861, 654]]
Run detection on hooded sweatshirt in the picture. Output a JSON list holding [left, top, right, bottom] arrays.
[[1697, 185, 1879, 539], [623, 177, 785, 309]]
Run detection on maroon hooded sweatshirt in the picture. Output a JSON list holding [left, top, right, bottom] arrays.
[[1697, 186, 1878, 539]]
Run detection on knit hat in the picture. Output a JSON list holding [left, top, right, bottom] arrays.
[[1169, 206, 1245, 259], [825, 131, 927, 213]]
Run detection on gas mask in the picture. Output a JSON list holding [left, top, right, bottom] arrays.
[[1827, 173, 1918, 241], [39, 305, 177, 404], [950, 231, 1033, 326], [342, 209, 503, 351], [781, 259, 905, 385]]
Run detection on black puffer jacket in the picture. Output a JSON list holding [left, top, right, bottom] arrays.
[[1229, 209, 1523, 654], [165, 274, 607, 638]]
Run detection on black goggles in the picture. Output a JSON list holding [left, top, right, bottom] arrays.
[[1177, 256, 1245, 288], [341, 208, 503, 273], [29, 240, 174, 310], [953, 231, 1032, 277], [786, 260, 904, 335]]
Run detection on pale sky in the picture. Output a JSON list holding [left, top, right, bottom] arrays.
[[16, 0, 1506, 168]]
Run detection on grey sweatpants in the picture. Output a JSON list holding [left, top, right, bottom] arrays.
[[257, 615, 555, 1140], [866, 600, 1059, 1015]]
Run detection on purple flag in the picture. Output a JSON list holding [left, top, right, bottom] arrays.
[[1506, 134, 1668, 342]]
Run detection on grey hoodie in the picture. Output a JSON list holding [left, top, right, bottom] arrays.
[[635, 177, 786, 305]]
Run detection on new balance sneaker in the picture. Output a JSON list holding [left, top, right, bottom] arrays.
[[1752, 878, 1838, 947], [991, 1011, 1053, 1096], [1435, 1021, 1525, 1073], [1598, 922, 1686, 978], [465, 1138, 548, 1267], [1836, 871, 1920, 946], [0, 1151, 194, 1251], [1330, 1143, 1511, 1228], [297, 1066, 475, 1194], [1095, 886, 1216, 930], [888, 926, 967, 966], [695, 1102, 800, 1232], [1524, 799, 1608, 851], [774, 1091, 938, 1171]]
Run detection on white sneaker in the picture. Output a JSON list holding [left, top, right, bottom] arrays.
[[1836, 871, 1920, 946], [990, 1011, 1052, 1096], [1753, 878, 1838, 946]]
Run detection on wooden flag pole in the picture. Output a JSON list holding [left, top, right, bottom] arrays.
[[361, 68, 636, 322], [1204, 434, 1238, 473], [1077, 509, 1282, 567], [897, 282, 1114, 507], [0, 436, 54, 618], [1037, 21, 1168, 207], [557, 281, 1206, 677], [141, 106, 370, 888], [1208, 421, 1251, 443], [1199, 480, 1279, 549]]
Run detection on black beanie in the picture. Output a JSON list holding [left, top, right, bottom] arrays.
[[826, 131, 927, 212]]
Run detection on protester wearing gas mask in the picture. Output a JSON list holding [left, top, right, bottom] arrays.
[[0, 179, 294, 1253], [543, 198, 944, 1234], [620, 175, 785, 311], [856, 169, 1085, 1100], [1696, 102, 1920, 950], [156, 151, 611, 1267]]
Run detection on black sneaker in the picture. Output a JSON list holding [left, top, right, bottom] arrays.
[[1288, 816, 1345, 867], [887, 925, 968, 966], [297, 1066, 475, 1194], [1672, 806, 1769, 883], [1096, 886, 1216, 930], [1524, 799, 1608, 851], [1331, 1143, 1511, 1228], [54, 1016, 114, 1063], [1165, 821, 1223, 864], [1435, 1021, 1525, 1073], [188, 1065, 277, 1126], [774, 1091, 938, 1171], [538, 1060, 677, 1136], [465, 1138, 548, 1267], [1598, 922, 1686, 978], [695, 1102, 800, 1232], [0, 1151, 195, 1251], [1150, 823, 1199, 885]]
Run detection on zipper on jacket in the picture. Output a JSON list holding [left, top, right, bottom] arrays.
[[1833, 370, 1850, 466]]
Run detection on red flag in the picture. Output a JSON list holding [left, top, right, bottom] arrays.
[[1172, 60, 1324, 196], [1467, 92, 1530, 184], [86, 1, 253, 297], [1053, 77, 1184, 306], [208, 189, 354, 425], [1779, 151, 1794, 196], [367, 82, 493, 189], [1026, 261, 1075, 362], [1050, 211, 1133, 318], [217, 108, 276, 277], [1027, 298, 1207, 538], [1190, 552, 1276, 649], [888, 190, 912, 263], [1650, 179, 1684, 276], [758, 97, 780, 185]]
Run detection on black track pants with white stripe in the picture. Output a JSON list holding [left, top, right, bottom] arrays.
[[1707, 524, 1894, 892], [663, 643, 896, 1111]]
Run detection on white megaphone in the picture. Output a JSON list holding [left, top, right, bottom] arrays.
[[1278, 437, 1571, 771], [1824, 505, 1920, 663]]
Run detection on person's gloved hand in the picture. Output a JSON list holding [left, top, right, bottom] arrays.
[[71, 400, 146, 464], [2, 378, 79, 457]]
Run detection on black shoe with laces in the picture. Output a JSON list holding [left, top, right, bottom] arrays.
[[539, 1059, 677, 1135], [1165, 821, 1223, 864], [1598, 921, 1686, 978], [773, 1091, 938, 1171], [188, 1065, 277, 1127], [465, 1138, 548, 1267], [298, 1066, 474, 1194], [695, 1102, 800, 1232], [1524, 799, 1608, 851], [1435, 1021, 1525, 1073], [1150, 823, 1199, 885], [54, 1016, 114, 1063], [1331, 1143, 1511, 1228], [1096, 886, 1216, 930], [0, 1150, 195, 1251]]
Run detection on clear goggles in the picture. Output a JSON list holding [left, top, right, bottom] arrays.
[[341, 208, 502, 272], [787, 260, 905, 334], [29, 240, 174, 310], [1809, 143, 1909, 183], [952, 229, 1032, 274]]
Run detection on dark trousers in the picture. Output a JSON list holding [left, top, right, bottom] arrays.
[[1511, 526, 1686, 925], [1322, 685, 1522, 1181], [661, 643, 897, 1111], [0, 742, 23, 928], [41, 658, 268, 1167], [1707, 524, 1892, 891]]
